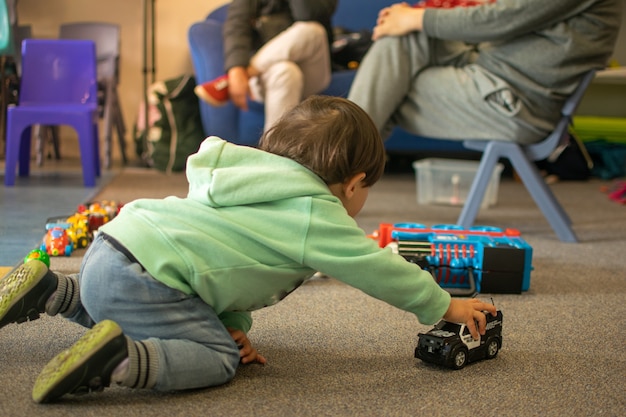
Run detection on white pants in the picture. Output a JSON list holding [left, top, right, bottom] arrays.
[[250, 21, 331, 131]]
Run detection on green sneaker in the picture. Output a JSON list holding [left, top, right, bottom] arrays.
[[0, 260, 57, 328], [32, 320, 128, 403]]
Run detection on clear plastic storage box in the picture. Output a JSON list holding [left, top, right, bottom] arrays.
[[412, 158, 503, 208]]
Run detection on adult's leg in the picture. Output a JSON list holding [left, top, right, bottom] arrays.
[[251, 21, 331, 96], [251, 21, 331, 130], [78, 235, 240, 392], [395, 64, 548, 143], [348, 32, 472, 139], [350, 32, 547, 143], [259, 61, 303, 130]]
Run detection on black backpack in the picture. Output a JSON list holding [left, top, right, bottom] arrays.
[[134, 74, 205, 173]]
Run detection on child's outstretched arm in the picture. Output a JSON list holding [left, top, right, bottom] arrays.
[[443, 298, 497, 340], [228, 328, 267, 365]]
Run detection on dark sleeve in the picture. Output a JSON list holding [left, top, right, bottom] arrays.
[[288, 0, 337, 22], [288, 0, 337, 44], [223, 0, 257, 71]]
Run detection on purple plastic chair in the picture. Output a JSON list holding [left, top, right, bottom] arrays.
[[4, 39, 100, 186]]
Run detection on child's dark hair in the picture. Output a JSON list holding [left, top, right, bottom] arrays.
[[258, 95, 386, 187]]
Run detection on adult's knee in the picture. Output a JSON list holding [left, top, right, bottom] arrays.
[[289, 21, 327, 46], [264, 61, 304, 94]]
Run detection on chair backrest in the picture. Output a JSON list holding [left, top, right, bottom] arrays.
[[0, 0, 14, 55], [59, 22, 120, 80], [526, 70, 596, 160], [332, 0, 393, 31], [207, 4, 228, 21], [19, 39, 98, 106]]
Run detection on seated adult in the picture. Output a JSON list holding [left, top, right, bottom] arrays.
[[348, 0, 622, 145], [194, 0, 337, 132]]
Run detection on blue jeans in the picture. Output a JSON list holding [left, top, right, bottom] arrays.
[[66, 233, 240, 391]]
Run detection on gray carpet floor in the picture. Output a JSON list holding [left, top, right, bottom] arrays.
[[1, 158, 625, 417]]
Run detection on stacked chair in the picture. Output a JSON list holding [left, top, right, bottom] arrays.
[[58, 22, 127, 168], [35, 22, 127, 169]]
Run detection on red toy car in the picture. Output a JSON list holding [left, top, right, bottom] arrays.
[[41, 223, 74, 257]]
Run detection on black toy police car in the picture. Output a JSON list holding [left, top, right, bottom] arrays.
[[415, 310, 503, 369]]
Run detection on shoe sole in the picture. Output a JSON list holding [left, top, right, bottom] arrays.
[[0, 261, 56, 328], [194, 85, 228, 107], [32, 320, 128, 403]]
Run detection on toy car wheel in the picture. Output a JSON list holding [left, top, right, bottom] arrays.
[[486, 338, 500, 359], [451, 346, 468, 369], [77, 236, 89, 248]]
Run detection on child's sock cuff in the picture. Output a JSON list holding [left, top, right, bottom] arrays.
[[56, 274, 79, 317], [124, 338, 159, 389], [45, 273, 78, 316]]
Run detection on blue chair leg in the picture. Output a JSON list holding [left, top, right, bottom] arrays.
[[507, 145, 577, 242], [4, 116, 33, 185], [459, 140, 578, 242], [74, 119, 99, 187], [3, 127, 18, 186], [18, 126, 32, 177], [92, 122, 101, 177], [457, 142, 501, 228]]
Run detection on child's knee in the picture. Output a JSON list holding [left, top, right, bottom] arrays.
[[220, 352, 240, 382]]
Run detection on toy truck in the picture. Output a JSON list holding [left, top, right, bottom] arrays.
[[370, 223, 533, 295], [415, 310, 503, 370]]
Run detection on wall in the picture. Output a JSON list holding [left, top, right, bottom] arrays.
[[16, 0, 227, 162], [613, 4, 626, 66]]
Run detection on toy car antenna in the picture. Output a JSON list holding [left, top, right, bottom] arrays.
[[469, 293, 496, 307]]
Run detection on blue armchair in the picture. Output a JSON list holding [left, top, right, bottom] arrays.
[[188, 0, 464, 154]]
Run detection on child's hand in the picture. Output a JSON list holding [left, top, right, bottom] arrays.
[[442, 298, 497, 340], [227, 328, 267, 365]]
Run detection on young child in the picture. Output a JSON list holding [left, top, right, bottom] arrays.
[[0, 96, 496, 403]]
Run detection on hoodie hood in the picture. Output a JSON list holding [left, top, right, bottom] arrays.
[[186, 136, 332, 207]]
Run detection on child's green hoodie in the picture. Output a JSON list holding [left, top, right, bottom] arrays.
[[101, 136, 451, 332]]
